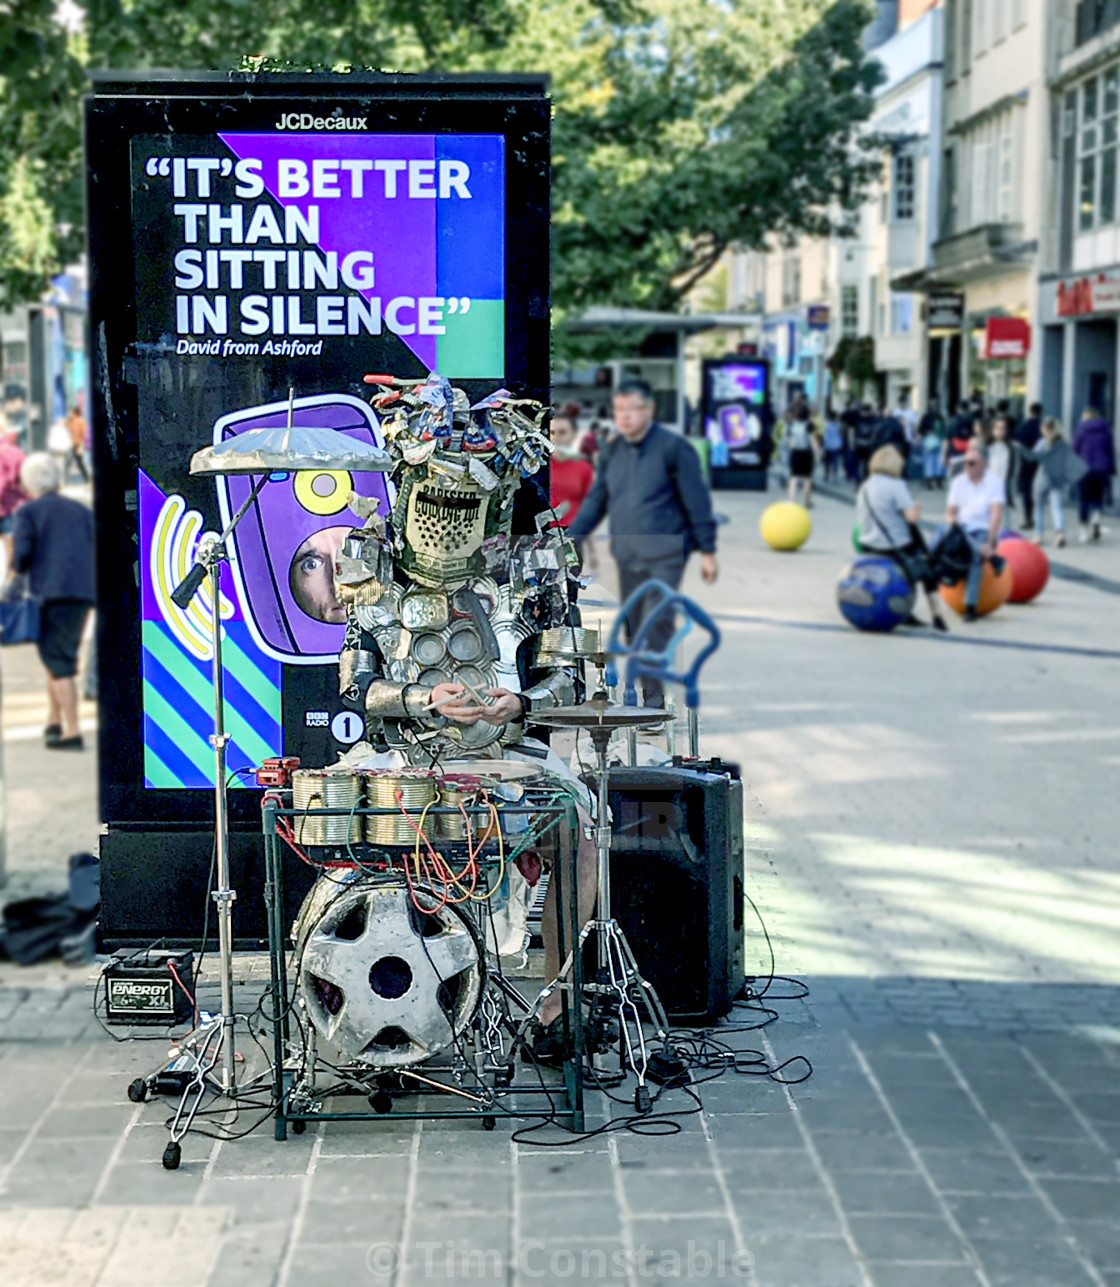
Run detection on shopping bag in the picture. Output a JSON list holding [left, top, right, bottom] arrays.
[[0, 593, 40, 644]]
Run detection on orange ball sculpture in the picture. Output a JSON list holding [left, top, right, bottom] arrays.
[[998, 537, 1050, 603], [939, 559, 1013, 617]]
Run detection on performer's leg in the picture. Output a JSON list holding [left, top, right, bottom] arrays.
[[539, 805, 598, 1028]]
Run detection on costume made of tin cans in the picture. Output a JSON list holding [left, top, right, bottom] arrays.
[[336, 375, 584, 762]]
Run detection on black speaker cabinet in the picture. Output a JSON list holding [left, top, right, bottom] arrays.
[[601, 762, 745, 1024]]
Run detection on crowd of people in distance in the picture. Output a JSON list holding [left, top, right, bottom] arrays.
[[781, 393, 1117, 551], [770, 391, 1118, 630]]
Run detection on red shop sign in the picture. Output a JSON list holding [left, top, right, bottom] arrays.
[[984, 316, 1031, 359]]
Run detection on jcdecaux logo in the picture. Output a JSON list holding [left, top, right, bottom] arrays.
[[275, 113, 367, 131]]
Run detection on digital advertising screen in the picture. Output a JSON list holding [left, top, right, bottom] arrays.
[[87, 75, 550, 939], [702, 358, 770, 463]]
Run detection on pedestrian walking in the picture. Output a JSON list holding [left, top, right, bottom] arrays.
[[1013, 402, 1043, 529], [786, 405, 817, 507], [0, 416, 27, 572], [1026, 417, 1085, 548], [987, 417, 1012, 487], [856, 445, 948, 631], [10, 452, 96, 749], [918, 399, 947, 490], [549, 409, 597, 572], [853, 404, 876, 481], [945, 401, 978, 477], [65, 404, 90, 483], [945, 442, 1006, 623], [840, 399, 861, 482], [822, 406, 843, 482], [1072, 406, 1116, 542], [568, 377, 717, 706]]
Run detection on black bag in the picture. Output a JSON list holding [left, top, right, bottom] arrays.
[[930, 523, 973, 585], [893, 528, 934, 587], [863, 493, 932, 587]]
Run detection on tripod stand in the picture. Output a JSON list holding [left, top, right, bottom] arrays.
[[529, 699, 677, 1112]]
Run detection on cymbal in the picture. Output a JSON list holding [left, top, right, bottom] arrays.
[[530, 701, 671, 729]]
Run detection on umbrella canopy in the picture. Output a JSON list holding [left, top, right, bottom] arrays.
[[190, 424, 394, 476]]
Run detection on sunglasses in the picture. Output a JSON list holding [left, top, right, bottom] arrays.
[[964, 458, 983, 466]]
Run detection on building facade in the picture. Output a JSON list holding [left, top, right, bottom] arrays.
[[1038, 2, 1120, 432], [735, 1, 944, 414], [925, 0, 1047, 412]]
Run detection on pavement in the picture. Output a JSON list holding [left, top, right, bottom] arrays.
[[3, 480, 1120, 1286]]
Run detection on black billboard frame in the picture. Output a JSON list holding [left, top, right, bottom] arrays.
[[86, 72, 551, 943]]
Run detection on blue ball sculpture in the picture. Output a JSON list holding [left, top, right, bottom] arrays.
[[836, 557, 916, 633]]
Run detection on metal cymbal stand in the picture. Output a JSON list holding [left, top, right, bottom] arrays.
[[526, 699, 676, 1113]]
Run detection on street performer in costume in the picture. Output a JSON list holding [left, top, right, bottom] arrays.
[[334, 373, 596, 1062]]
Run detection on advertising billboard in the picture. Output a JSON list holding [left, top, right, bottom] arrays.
[[702, 357, 771, 491], [87, 74, 550, 940]]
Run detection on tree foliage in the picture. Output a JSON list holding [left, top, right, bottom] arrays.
[[1, 0, 883, 356]]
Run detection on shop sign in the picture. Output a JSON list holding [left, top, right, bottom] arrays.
[[1056, 272, 1120, 316], [928, 291, 964, 331], [984, 316, 1031, 360], [807, 304, 830, 330]]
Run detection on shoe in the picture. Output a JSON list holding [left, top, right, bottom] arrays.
[[44, 724, 61, 743], [1031, 535, 1043, 546], [1093, 520, 1101, 541], [1080, 528, 1090, 544], [964, 607, 978, 623], [931, 616, 949, 633], [46, 735, 83, 751], [1022, 520, 1034, 531], [528, 1018, 570, 1069], [1056, 532, 1066, 548], [900, 615, 925, 628]]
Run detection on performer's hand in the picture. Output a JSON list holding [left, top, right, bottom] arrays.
[[429, 681, 486, 724], [480, 687, 524, 726], [700, 552, 719, 584]]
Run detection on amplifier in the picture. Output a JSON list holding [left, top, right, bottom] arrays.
[[600, 762, 745, 1025], [103, 950, 195, 1026]]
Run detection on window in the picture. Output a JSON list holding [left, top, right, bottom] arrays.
[[781, 254, 801, 307], [993, 0, 1008, 42], [945, 0, 957, 80], [840, 284, 859, 337], [972, 0, 988, 55], [890, 294, 913, 334], [1078, 67, 1120, 232], [941, 147, 958, 238], [962, 110, 1017, 228], [894, 151, 916, 221]]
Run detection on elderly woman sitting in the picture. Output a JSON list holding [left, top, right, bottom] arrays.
[[856, 444, 948, 632], [11, 452, 95, 749]]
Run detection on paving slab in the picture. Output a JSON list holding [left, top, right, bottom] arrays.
[[3, 489, 1120, 1282]]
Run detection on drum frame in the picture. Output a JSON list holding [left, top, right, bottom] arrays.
[[261, 792, 585, 1134]]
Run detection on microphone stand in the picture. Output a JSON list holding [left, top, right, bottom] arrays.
[[142, 476, 269, 1168]]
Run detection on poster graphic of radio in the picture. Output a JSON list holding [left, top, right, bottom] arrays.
[[137, 395, 393, 788]]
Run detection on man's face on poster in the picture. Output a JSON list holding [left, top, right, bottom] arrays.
[[289, 526, 351, 623]]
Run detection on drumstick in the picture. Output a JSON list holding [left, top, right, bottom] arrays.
[[424, 683, 492, 712]]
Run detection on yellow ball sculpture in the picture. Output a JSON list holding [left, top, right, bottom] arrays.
[[760, 501, 812, 551]]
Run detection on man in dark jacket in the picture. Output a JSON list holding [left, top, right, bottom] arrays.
[[1072, 407, 1117, 542], [1014, 402, 1043, 529], [568, 378, 717, 704], [12, 452, 95, 749]]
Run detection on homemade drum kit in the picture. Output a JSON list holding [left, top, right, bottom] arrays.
[[138, 385, 723, 1166]]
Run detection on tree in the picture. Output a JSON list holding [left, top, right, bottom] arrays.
[[1, 0, 884, 360], [0, 0, 86, 308]]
